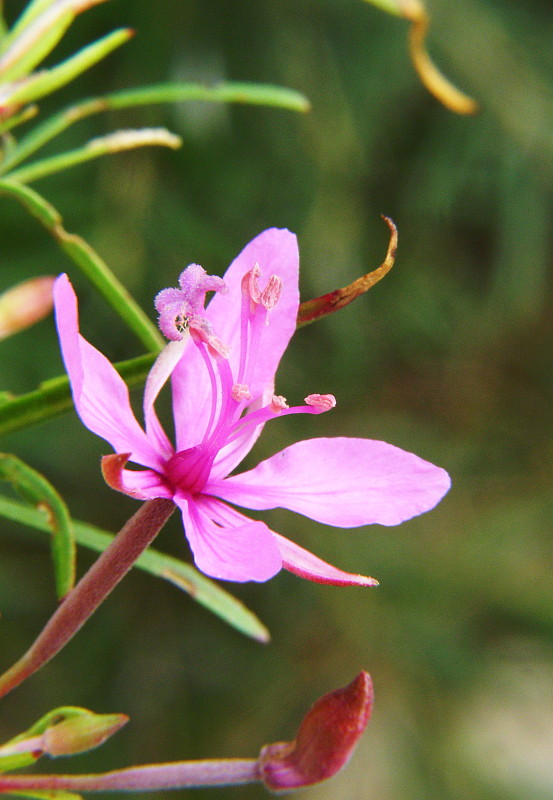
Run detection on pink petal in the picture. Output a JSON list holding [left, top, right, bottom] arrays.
[[209, 437, 451, 527], [207, 228, 300, 399], [170, 229, 299, 451], [198, 497, 375, 586], [53, 275, 166, 470], [143, 339, 187, 458], [273, 533, 378, 586], [174, 492, 282, 582]]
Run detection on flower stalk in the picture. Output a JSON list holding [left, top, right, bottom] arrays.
[[0, 497, 175, 700], [0, 759, 261, 793]]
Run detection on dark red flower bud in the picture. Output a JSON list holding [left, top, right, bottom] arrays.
[[259, 671, 373, 791]]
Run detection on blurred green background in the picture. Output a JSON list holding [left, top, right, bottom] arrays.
[[1, 0, 553, 798]]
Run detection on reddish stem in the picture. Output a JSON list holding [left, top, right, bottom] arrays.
[[0, 498, 175, 699], [0, 759, 260, 793]]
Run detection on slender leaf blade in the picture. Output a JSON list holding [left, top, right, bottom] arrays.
[[0, 454, 75, 598], [6, 128, 181, 184], [2, 81, 310, 174], [3, 28, 132, 107], [0, 8, 73, 83]]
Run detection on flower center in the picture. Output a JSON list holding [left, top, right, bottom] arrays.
[[165, 444, 214, 494]]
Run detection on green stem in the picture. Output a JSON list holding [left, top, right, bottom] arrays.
[[0, 179, 163, 352], [0, 498, 175, 700]]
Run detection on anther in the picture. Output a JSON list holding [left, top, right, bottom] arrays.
[[305, 394, 336, 412], [260, 275, 282, 311], [270, 395, 289, 413], [232, 384, 252, 402]]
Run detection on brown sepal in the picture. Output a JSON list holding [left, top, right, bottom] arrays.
[[297, 216, 397, 327]]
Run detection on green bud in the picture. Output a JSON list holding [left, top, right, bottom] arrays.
[[43, 712, 129, 757]]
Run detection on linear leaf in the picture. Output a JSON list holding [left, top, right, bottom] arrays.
[[0, 454, 75, 598], [1, 81, 310, 172], [3, 28, 132, 107], [6, 128, 181, 184]]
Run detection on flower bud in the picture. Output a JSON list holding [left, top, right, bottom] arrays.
[[43, 712, 129, 757], [0, 276, 55, 339], [259, 671, 373, 791]]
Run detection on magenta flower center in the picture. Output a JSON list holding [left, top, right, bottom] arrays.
[[165, 445, 215, 494]]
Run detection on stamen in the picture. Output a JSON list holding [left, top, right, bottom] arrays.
[[243, 263, 262, 305], [208, 354, 243, 453], [224, 393, 334, 447], [242, 265, 282, 312], [238, 265, 282, 386], [305, 394, 336, 413], [270, 395, 289, 412], [189, 316, 230, 359], [232, 384, 252, 402], [238, 285, 252, 385], [194, 340, 220, 443], [260, 275, 282, 312]]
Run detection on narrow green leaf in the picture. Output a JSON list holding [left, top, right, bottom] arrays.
[[0, 179, 163, 352], [0, 352, 155, 436], [100, 81, 311, 112], [3, 28, 133, 107], [8, 0, 114, 46], [1, 81, 310, 173], [0, 454, 75, 598], [0, 495, 270, 643], [2, 0, 65, 52], [0, 750, 37, 773], [5, 128, 181, 184], [0, 8, 74, 83]]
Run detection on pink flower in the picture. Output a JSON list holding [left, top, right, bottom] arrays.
[[54, 228, 450, 584]]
